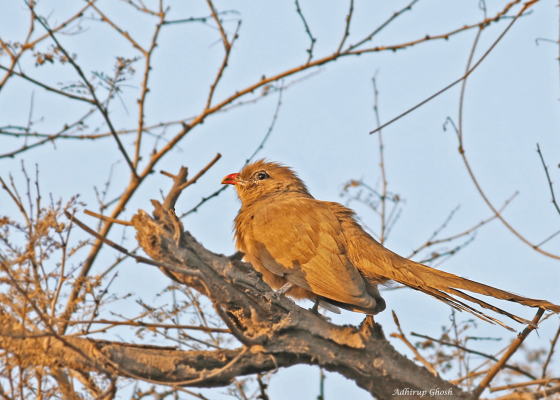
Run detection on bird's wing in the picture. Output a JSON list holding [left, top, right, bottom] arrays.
[[246, 197, 376, 309]]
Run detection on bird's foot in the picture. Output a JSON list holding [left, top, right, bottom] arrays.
[[308, 299, 331, 321], [309, 299, 320, 314], [360, 315, 384, 339]]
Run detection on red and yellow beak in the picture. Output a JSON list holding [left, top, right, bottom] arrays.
[[221, 173, 240, 185]]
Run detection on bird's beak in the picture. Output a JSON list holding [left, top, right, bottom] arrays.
[[221, 173, 240, 185]]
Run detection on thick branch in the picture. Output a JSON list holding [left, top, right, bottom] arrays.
[[124, 194, 468, 399]]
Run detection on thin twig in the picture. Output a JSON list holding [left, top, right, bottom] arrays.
[[50, 209, 74, 321], [471, 308, 545, 399], [317, 368, 325, 400], [410, 332, 537, 380], [133, 2, 166, 169], [535, 229, 560, 248], [347, 0, 419, 51], [206, 0, 230, 51], [0, 66, 96, 105], [64, 211, 158, 267], [390, 311, 437, 376], [450, 12, 560, 260], [539, 321, 560, 386], [181, 187, 227, 218], [408, 192, 516, 259], [163, 11, 239, 25], [370, 0, 532, 134], [84, 210, 133, 226], [372, 75, 388, 244], [0, 1, 94, 90], [66, 319, 230, 333], [491, 378, 560, 393], [28, 4, 139, 179], [336, 0, 354, 54], [178, 153, 222, 191], [536, 143, 560, 217], [493, 384, 560, 400], [450, 369, 490, 385], [91, 3, 146, 53], [149, 1, 520, 174], [294, 0, 316, 63], [246, 86, 284, 163], [257, 374, 269, 400], [205, 21, 241, 111]]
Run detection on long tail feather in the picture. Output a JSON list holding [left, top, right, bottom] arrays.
[[386, 260, 558, 328], [407, 260, 560, 311], [408, 284, 517, 332]]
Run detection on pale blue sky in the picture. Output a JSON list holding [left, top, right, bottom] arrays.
[[1, 1, 560, 398]]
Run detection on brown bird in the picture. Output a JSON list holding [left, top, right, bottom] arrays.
[[222, 160, 560, 330]]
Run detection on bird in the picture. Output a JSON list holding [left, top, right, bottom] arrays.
[[221, 160, 560, 330]]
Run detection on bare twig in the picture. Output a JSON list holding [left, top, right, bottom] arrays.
[[390, 311, 437, 376], [205, 20, 241, 111], [181, 187, 227, 218], [91, 3, 146, 53], [336, 0, 354, 54], [0, 66, 96, 105], [535, 229, 560, 248], [407, 192, 516, 259], [450, 369, 490, 385], [67, 319, 230, 333], [28, 5, 139, 180], [539, 321, 560, 387], [133, 2, 166, 169], [84, 209, 133, 226], [318, 368, 325, 400], [491, 378, 560, 393], [370, 0, 532, 134], [493, 384, 560, 400], [347, 0, 419, 51], [246, 86, 284, 163], [294, 0, 316, 63], [536, 143, 560, 217], [178, 153, 222, 191], [0, 1, 95, 91], [410, 332, 536, 380], [470, 308, 545, 399], [372, 76, 388, 244], [206, 0, 230, 51], [64, 211, 161, 268], [163, 10, 239, 26], [449, 10, 560, 260], [257, 374, 269, 400]]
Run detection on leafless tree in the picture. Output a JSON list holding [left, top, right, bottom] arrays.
[[1, 1, 559, 399]]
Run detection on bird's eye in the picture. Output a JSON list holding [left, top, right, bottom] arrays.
[[256, 171, 269, 181]]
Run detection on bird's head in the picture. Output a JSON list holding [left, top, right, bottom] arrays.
[[221, 159, 311, 205]]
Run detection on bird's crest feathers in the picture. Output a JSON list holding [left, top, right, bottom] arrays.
[[234, 159, 312, 205]]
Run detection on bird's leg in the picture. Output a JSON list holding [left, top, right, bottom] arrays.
[[360, 314, 384, 339], [310, 299, 320, 314], [277, 282, 294, 295], [308, 300, 331, 321]]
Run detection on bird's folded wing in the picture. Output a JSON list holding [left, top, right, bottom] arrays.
[[247, 198, 376, 309]]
